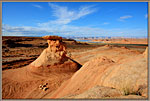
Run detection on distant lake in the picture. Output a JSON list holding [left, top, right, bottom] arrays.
[[75, 39, 91, 42]]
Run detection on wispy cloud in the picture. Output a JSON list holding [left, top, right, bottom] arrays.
[[2, 24, 48, 36], [2, 24, 147, 38], [38, 3, 97, 26], [3, 3, 99, 36], [2, 3, 147, 38], [118, 15, 133, 21], [32, 4, 43, 9]]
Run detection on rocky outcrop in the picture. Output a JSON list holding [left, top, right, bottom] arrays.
[[28, 36, 81, 75], [50, 55, 147, 98], [63, 85, 122, 99], [30, 39, 67, 67]]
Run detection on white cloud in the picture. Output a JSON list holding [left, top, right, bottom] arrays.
[[2, 24, 49, 36], [118, 15, 133, 21], [2, 24, 147, 38], [2, 3, 147, 38], [32, 4, 43, 9], [3, 3, 99, 36], [38, 3, 97, 26]]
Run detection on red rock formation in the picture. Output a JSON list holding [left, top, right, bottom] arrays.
[[28, 36, 81, 75], [50, 55, 147, 98], [62, 85, 122, 99]]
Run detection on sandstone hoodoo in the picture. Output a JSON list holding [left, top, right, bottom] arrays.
[[28, 35, 81, 75]]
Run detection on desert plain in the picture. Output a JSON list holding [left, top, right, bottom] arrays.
[[2, 36, 148, 99]]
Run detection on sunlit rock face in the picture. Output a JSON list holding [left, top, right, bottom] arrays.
[[50, 55, 147, 98], [29, 36, 81, 75]]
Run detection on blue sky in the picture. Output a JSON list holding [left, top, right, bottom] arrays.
[[2, 2, 148, 38]]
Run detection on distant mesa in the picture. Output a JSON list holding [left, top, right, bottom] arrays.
[[42, 35, 62, 40]]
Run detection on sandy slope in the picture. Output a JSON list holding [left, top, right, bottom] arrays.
[[2, 65, 76, 99], [2, 46, 148, 99], [49, 46, 148, 99]]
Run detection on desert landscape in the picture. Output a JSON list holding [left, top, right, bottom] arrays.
[[2, 36, 148, 99], [2, 2, 148, 99]]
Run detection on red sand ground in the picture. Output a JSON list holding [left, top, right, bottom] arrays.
[[2, 37, 148, 99]]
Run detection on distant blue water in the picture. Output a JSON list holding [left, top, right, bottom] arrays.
[[75, 39, 91, 42], [89, 41, 104, 43]]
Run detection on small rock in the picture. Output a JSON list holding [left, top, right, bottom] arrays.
[[43, 87, 49, 91], [39, 87, 43, 90], [39, 85, 42, 88]]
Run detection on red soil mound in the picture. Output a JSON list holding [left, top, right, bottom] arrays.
[[29, 59, 80, 76], [50, 54, 147, 98]]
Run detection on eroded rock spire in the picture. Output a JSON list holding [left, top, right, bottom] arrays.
[[29, 35, 81, 75]]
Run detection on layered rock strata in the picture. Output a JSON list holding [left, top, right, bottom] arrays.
[[29, 36, 81, 75]]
